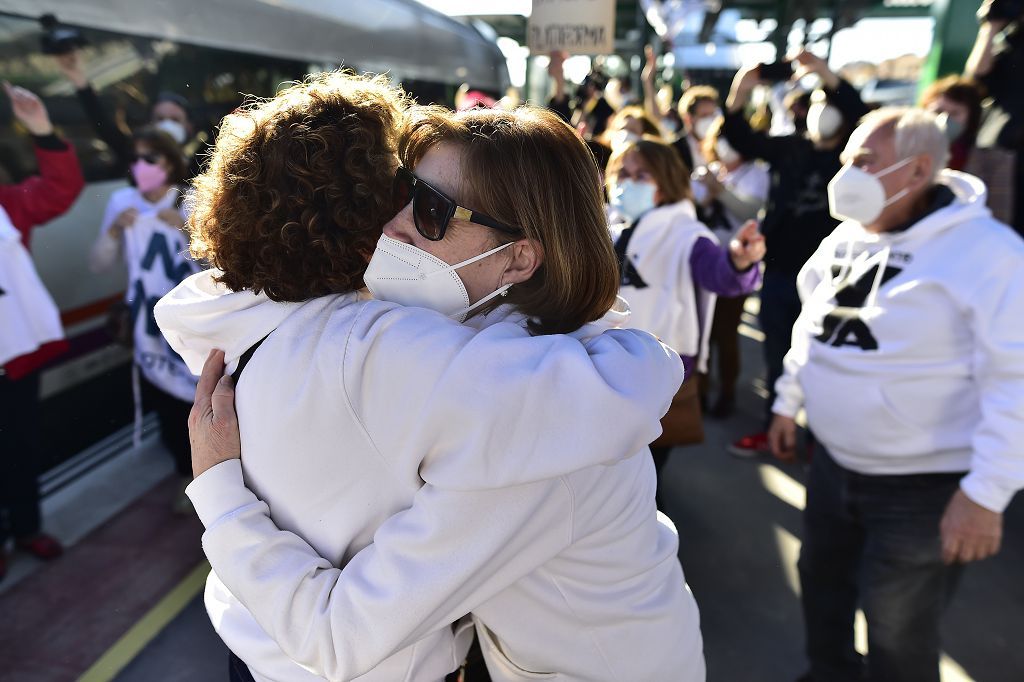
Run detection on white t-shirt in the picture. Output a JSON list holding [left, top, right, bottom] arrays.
[[93, 186, 198, 402]]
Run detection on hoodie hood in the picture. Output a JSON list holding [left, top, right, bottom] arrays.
[[859, 170, 990, 246], [154, 269, 324, 375]]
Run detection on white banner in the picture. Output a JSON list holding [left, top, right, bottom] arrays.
[[528, 0, 616, 55]]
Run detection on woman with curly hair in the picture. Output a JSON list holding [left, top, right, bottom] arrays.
[[156, 73, 704, 682]]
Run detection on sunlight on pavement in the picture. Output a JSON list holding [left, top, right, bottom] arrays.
[[738, 322, 766, 342], [772, 524, 802, 596], [758, 464, 806, 511]]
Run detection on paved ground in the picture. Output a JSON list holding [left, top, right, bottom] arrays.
[[3, 323, 1022, 682]]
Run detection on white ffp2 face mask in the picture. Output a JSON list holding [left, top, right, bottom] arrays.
[[807, 102, 843, 141], [155, 118, 187, 145], [363, 235, 513, 323], [827, 157, 914, 225]]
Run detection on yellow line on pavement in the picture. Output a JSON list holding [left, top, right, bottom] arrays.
[[78, 560, 210, 682]]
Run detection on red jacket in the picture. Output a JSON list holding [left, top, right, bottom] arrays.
[[1, 136, 84, 379]]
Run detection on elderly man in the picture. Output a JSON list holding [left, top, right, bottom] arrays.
[[769, 107, 1024, 682]]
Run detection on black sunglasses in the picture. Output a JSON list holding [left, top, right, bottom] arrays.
[[131, 152, 163, 165], [393, 166, 519, 241]]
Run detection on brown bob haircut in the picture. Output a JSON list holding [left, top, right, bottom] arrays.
[[400, 105, 619, 336], [606, 137, 693, 205], [919, 75, 985, 138], [189, 71, 406, 301], [133, 126, 188, 187]]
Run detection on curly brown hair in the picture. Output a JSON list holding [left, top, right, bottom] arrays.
[[188, 71, 407, 301]]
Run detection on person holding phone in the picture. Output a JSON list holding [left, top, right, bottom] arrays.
[[721, 49, 869, 458]]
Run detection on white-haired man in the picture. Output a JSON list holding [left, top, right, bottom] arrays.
[[769, 107, 1024, 682]]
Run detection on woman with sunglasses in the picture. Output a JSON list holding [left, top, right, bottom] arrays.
[[90, 127, 198, 508], [157, 75, 704, 681]]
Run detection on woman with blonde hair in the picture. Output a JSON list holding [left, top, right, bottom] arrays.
[[158, 74, 705, 681], [607, 137, 765, 485]]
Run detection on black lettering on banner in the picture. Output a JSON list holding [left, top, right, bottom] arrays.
[[141, 233, 193, 283], [815, 262, 902, 351], [530, 24, 606, 50]]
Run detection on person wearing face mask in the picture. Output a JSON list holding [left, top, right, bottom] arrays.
[[53, 48, 201, 178], [767, 107, 1024, 682], [89, 127, 198, 512], [919, 75, 1020, 229], [155, 73, 704, 682], [670, 85, 721, 176], [601, 105, 664, 151], [606, 137, 765, 490], [721, 49, 869, 458], [692, 118, 770, 418]]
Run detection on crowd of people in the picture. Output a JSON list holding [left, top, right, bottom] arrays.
[[0, 2, 1022, 681]]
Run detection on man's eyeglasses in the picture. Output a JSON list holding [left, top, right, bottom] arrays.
[[393, 166, 519, 242]]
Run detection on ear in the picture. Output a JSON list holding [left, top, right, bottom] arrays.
[[502, 238, 544, 286], [911, 153, 934, 190]]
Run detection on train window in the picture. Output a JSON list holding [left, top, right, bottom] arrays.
[[0, 15, 308, 183]]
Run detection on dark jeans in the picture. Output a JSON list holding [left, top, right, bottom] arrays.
[[228, 652, 256, 682], [799, 444, 965, 682], [758, 269, 803, 427], [140, 376, 193, 478], [0, 372, 43, 544]]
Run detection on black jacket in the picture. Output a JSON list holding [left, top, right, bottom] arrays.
[[722, 79, 868, 277]]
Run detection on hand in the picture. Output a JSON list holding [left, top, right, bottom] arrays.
[[792, 49, 839, 90], [940, 489, 1003, 564], [109, 207, 138, 238], [977, 0, 1011, 29], [642, 45, 657, 86], [4, 82, 53, 136], [157, 208, 186, 229], [54, 50, 89, 89], [770, 411, 798, 458], [188, 349, 242, 478], [547, 50, 567, 78], [768, 414, 797, 461], [727, 66, 760, 112], [728, 219, 766, 270]]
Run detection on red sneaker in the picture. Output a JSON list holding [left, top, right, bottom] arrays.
[[728, 431, 771, 458], [15, 533, 64, 561]]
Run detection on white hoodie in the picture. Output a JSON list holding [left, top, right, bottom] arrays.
[[155, 271, 702, 681], [611, 200, 717, 370], [774, 171, 1024, 513]]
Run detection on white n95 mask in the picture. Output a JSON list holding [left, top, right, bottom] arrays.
[[155, 119, 187, 145], [807, 102, 843, 141], [364, 235, 513, 323], [827, 157, 914, 225], [610, 179, 657, 222]]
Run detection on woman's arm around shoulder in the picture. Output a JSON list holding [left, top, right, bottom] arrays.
[[341, 301, 684, 490]]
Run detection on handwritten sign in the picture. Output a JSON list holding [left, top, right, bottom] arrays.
[[528, 0, 616, 55]]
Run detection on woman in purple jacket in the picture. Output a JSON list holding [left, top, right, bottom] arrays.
[[606, 137, 765, 489]]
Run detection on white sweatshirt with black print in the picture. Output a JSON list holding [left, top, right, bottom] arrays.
[[774, 170, 1024, 513]]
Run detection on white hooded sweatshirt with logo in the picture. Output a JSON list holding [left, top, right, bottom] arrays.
[[155, 271, 703, 682], [774, 170, 1024, 512]]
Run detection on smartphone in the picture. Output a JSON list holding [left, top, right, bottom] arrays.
[[758, 61, 794, 82]]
